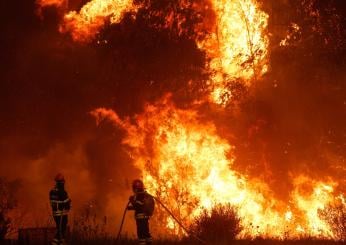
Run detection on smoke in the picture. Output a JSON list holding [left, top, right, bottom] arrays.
[[0, 0, 345, 237], [0, 0, 204, 234]]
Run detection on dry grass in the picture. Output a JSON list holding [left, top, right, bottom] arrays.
[[48, 239, 346, 245], [8, 203, 345, 244], [69, 208, 109, 243], [3, 237, 345, 244]]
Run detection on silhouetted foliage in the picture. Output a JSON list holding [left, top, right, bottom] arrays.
[[70, 203, 108, 242], [190, 204, 242, 243], [0, 178, 19, 240]]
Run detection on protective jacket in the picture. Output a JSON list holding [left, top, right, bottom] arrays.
[[49, 187, 71, 216], [128, 191, 154, 219]]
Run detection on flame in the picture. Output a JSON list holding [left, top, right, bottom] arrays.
[[70, 0, 344, 240], [37, 0, 137, 42], [91, 96, 344, 239], [292, 176, 337, 238], [36, 0, 67, 17], [285, 210, 293, 221], [36, 0, 66, 8], [60, 0, 137, 42], [197, 0, 269, 105], [280, 23, 302, 47]]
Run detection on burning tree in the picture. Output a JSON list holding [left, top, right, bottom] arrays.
[[35, 0, 346, 240]]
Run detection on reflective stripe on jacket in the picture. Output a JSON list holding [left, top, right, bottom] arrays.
[[135, 213, 149, 219], [53, 210, 69, 216], [49, 187, 71, 216]]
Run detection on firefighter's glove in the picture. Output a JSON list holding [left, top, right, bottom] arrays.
[[127, 204, 134, 210]]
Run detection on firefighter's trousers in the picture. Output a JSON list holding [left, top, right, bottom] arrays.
[[136, 216, 152, 245], [52, 215, 68, 244]]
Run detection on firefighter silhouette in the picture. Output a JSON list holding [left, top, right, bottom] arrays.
[[127, 179, 155, 245], [49, 173, 71, 245]]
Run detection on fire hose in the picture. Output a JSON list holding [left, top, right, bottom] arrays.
[[153, 196, 207, 244], [115, 196, 207, 244], [116, 200, 130, 242]]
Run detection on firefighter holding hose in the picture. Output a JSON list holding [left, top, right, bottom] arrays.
[[49, 173, 71, 245], [127, 179, 155, 245]]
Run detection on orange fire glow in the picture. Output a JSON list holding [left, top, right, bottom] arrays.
[[37, 0, 138, 42], [60, 0, 137, 42], [36, 0, 67, 17], [91, 96, 344, 239], [36, 0, 66, 8], [197, 0, 269, 105], [37, 0, 344, 240]]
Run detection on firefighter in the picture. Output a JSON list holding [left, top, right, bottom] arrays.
[[127, 179, 155, 245], [49, 173, 71, 245]]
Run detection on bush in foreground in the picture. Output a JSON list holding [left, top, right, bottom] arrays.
[[190, 204, 242, 243]]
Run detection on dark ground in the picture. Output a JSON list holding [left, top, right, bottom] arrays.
[[3, 239, 345, 245]]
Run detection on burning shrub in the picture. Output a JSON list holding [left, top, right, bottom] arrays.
[[319, 203, 346, 241], [190, 204, 242, 243]]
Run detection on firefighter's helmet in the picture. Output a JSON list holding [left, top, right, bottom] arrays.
[[55, 173, 65, 183], [132, 179, 144, 193]]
